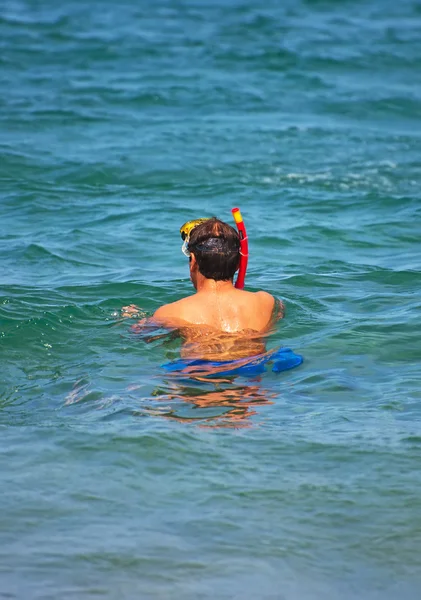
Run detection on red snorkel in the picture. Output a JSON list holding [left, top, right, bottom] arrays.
[[231, 207, 248, 289]]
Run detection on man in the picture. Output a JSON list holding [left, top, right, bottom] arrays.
[[125, 217, 283, 359], [155, 217, 281, 328]]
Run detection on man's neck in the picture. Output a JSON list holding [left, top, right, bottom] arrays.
[[195, 275, 235, 294]]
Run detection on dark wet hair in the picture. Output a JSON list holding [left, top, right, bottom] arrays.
[[188, 217, 240, 281]]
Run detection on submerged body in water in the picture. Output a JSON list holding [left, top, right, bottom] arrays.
[[130, 294, 284, 361], [170, 294, 284, 361], [178, 326, 269, 360]]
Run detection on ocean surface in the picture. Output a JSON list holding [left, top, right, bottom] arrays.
[[1, 0, 421, 598]]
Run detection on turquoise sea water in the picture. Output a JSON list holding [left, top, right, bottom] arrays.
[[1, 0, 421, 597]]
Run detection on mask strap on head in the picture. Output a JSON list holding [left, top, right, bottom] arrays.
[[194, 237, 228, 253]]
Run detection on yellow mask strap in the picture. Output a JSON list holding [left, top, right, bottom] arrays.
[[180, 218, 210, 241], [180, 218, 211, 256]]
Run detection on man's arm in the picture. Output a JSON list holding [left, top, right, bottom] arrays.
[[274, 296, 285, 320], [129, 306, 173, 333], [121, 304, 142, 318]]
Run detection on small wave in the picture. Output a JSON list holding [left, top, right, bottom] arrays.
[[22, 243, 104, 268]]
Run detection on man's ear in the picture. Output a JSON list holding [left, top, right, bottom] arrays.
[[189, 253, 197, 268]]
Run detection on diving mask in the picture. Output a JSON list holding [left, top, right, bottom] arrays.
[[180, 218, 211, 256]]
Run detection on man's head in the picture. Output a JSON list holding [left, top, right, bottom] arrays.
[[187, 217, 240, 282]]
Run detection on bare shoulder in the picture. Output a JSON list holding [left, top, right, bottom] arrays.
[[254, 291, 285, 320], [255, 290, 274, 301], [254, 290, 276, 308], [153, 303, 175, 321], [153, 297, 193, 327]]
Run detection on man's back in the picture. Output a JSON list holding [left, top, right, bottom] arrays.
[[154, 285, 278, 333], [152, 283, 283, 360]]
